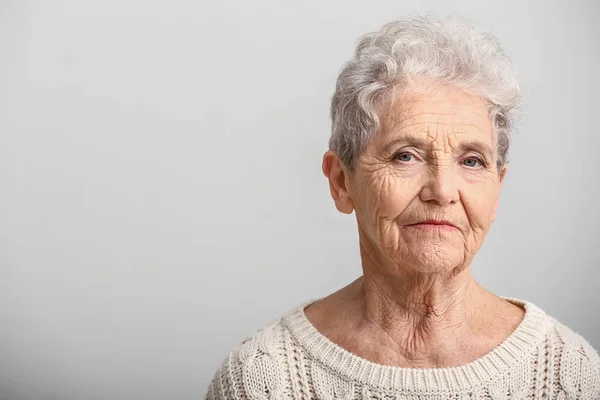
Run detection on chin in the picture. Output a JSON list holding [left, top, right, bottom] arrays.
[[392, 246, 465, 275]]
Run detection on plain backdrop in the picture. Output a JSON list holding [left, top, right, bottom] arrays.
[[1, 0, 599, 399]]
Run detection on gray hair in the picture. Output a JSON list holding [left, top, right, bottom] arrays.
[[329, 14, 521, 173]]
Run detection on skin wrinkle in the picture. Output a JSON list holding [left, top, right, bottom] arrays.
[[314, 80, 524, 369], [362, 273, 472, 361]]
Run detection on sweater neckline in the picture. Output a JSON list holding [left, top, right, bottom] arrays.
[[281, 297, 552, 393]]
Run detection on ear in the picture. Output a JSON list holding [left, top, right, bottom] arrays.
[[491, 165, 508, 223], [322, 150, 354, 214]]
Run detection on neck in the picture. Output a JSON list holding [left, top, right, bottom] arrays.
[[354, 241, 490, 367], [360, 270, 479, 335]]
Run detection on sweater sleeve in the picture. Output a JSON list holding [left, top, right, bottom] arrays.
[[204, 352, 244, 400], [205, 323, 284, 400]]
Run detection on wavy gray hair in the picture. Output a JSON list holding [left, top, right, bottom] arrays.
[[329, 15, 521, 173]]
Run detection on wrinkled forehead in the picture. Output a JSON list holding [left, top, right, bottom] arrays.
[[371, 85, 494, 154]]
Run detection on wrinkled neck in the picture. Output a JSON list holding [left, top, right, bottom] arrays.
[[361, 270, 476, 327], [356, 272, 482, 366], [355, 232, 484, 365]]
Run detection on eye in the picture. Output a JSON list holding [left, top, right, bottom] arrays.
[[395, 152, 416, 162], [462, 157, 485, 168]]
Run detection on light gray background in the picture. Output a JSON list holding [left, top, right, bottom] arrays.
[[1, 0, 599, 399]]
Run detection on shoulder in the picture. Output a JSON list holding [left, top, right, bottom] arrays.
[[549, 316, 600, 398], [204, 314, 292, 400]]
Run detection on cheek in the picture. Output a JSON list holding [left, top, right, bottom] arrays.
[[461, 182, 500, 229], [364, 172, 419, 223]]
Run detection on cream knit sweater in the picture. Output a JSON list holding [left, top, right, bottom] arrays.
[[205, 298, 600, 400]]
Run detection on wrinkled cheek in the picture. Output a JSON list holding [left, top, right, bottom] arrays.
[[462, 230, 480, 259], [357, 206, 401, 252], [462, 201, 497, 256], [372, 177, 416, 218], [369, 180, 412, 250], [462, 191, 496, 232], [378, 223, 402, 251]]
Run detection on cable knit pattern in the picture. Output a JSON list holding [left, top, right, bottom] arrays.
[[205, 298, 600, 400], [555, 323, 600, 400]]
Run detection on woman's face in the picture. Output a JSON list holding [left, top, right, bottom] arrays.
[[347, 84, 506, 275]]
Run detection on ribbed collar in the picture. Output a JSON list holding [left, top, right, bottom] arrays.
[[281, 297, 552, 394]]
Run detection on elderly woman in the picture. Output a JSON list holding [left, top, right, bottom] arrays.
[[206, 15, 600, 400]]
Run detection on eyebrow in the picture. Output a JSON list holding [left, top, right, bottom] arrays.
[[380, 136, 494, 159], [380, 137, 431, 155], [456, 140, 494, 159]]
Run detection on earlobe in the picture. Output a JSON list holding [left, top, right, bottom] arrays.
[[322, 151, 354, 214]]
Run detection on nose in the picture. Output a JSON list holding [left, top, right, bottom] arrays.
[[419, 168, 459, 206]]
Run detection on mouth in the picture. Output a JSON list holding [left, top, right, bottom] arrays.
[[406, 220, 459, 231]]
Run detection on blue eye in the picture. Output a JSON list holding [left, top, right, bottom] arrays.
[[463, 157, 485, 168], [396, 152, 414, 162]]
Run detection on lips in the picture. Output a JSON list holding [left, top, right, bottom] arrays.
[[407, 219, 459, 229]]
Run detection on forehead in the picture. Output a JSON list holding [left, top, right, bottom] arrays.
[[374, 85, 493, 149]]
